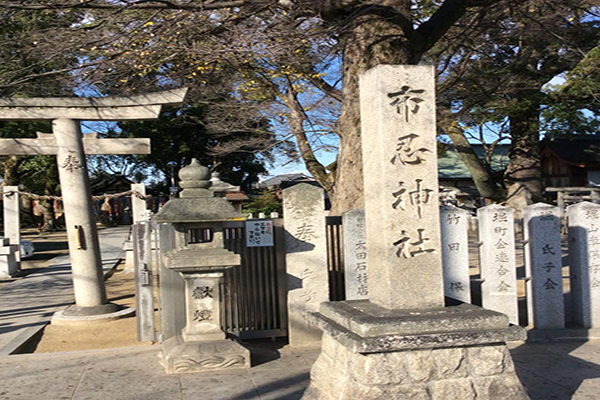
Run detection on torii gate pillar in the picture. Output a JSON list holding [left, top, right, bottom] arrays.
[[54, 118, 107, 312], [0, 89, 187, 321]]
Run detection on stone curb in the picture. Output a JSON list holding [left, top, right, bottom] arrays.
[[0, 324, 47, 356], [526, 328, 600, 342], [51, 306, 135, 326], [0, 343, 158, 359]]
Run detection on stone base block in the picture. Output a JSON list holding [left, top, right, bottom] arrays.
[[301, 301, 529, 400], [0, 243, 19, 279], [159, 336, 251, 374]]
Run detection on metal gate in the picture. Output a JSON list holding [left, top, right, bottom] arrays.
[[157, 220, 288, 341], [326, 216, 345, 301]]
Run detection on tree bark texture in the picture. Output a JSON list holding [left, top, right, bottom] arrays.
[[286, 87, 334, 194], [2, 156, 21, 186], [330, 2, 414, 214], [445, 122, 505, 202], [504, 95, 543, 207], [327, 0, 478, 214], [38, 200, 56, 232]]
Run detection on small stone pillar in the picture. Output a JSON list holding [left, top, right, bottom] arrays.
[[3, 186, 21, 263], [154, 159, 250, 374], [0, 237, 19, 278]]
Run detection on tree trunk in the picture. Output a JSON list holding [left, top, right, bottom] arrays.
[[3, 156, 21, 186], [444, 121, 505, 203], [286, 87, 334, 195], [330, 3, 415, 215], [504, 95, 543, 209], [38, 200, 56, 232]]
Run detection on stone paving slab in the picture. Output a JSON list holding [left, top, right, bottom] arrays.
[[0, 340, 600, 399], [0, 344, 319, 400], [46, 226, 130, 274], [0, 227, 131, 355], [0, 266, 74, 355]]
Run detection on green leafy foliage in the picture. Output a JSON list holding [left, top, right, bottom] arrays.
[[242, 189, 282, 216]]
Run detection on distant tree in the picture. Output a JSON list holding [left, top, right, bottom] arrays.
[[0, 0, 502, 215], [0, 10, 80, 230], [542, 43, 600, 137], [436, 0, 599, 207], [242, 189, 283, 216], [113, 103, 275, 191]]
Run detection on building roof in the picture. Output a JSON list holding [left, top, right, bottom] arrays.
[[90, 173, 135, 194], [438, 144, 510, 179], [259, 173, 315, 188], [542, 137, 600, 167], [225, 192, 249, 201]]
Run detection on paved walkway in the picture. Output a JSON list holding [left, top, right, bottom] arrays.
[[0, 226, 130, 355], [1, 340, 600, 399]]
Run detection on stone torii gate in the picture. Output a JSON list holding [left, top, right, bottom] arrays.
[[0, 88, 187, 321]]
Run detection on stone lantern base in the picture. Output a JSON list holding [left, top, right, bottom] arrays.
[[159, 336, 251, 374], [301, 301, 529, 400]]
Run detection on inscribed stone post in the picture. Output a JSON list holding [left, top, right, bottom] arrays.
[[440, 205, 471, 303], [342, 209, 368, 300], [359, 65, 443, 309], [567, 201, 600, 328], [478, 205, 519, 324], [3, 186, 20, 263], [283, 183, 328, 347], [133, 221, 155, 342], [131, 183, 148, 224], [524, 203, 564, 330]]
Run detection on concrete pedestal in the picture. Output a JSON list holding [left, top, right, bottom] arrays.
[[302, 301, 529, 400], [160, 336, 250, 374]]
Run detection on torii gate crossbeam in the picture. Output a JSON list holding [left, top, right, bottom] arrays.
[[0, 88, 187, 320]]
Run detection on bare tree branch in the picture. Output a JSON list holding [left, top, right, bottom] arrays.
[[0, 0, 261, 11]]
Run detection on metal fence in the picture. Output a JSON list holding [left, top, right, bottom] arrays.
[[221, 220, 287, 339], [326, 216, 345, 301]]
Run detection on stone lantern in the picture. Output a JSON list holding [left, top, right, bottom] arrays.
[[154, 159, 250, 374]]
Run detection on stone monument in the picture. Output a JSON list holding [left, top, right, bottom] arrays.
[[568, 201, 600, 328], [0, 89, 187, 322], [440, 205, 471, 303], [283, 183, 328, 347], [302, 65, 528, 399], [478, 204, 519, 324], [154, 159, 250, 374], [523, 203, 564, 330]]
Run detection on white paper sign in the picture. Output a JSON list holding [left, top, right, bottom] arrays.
[[245, 220, 274, 247]]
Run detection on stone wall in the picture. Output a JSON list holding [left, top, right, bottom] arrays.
[[304, 333, 528, 400]]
